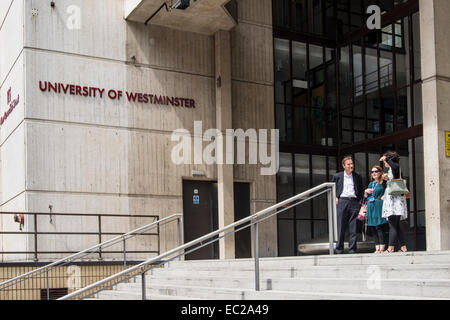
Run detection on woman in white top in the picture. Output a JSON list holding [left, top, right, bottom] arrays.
[[380, 151, 408, 253]]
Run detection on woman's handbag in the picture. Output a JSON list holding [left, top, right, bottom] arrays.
[[387, 168, 410, 196], [357, 200, 368, 241], [357, 202, 367, 221]]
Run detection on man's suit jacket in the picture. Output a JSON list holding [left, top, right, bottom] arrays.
[[332, 171, 364, 202]]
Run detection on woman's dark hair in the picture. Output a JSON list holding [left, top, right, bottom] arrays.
[[384, 151, 400, 163]]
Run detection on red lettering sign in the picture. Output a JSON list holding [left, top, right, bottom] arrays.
[[38, 81, 196, 109]]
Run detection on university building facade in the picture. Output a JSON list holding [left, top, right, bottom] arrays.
[[0, 0, 449, 263]]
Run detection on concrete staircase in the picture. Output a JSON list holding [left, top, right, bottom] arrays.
[[94, 251, 450, 300]]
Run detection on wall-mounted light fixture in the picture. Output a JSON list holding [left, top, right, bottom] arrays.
[[192, 170, 205, 177]]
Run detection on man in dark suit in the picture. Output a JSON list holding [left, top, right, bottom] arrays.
[[332, 156, 364, 254]]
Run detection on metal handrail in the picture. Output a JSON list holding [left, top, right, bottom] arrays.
[[0, 212, 161, 260], [0, 213, 183, 297], [59, 183, 337, 300]]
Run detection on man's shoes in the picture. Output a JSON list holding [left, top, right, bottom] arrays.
[[335, 250, 344, 254], [348, 250, 357, 254]]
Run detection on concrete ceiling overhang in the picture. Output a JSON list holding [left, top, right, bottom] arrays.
[[125, 0, 237, 35]]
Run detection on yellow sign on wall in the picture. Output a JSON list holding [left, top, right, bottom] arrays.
[[446, 132, 450, 157]]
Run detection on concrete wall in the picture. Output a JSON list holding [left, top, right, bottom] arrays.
[[419, 0, 450, 251], [232, 0, 277, 257], [0, 0, 278, 261], [0, 0, 26, 261]]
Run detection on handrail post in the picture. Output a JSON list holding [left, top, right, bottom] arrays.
[[141, 272, 146, 300], [328, 188, 334, 255], [46, 270, 50, 300], [178, 215, 183, 261], [98, 215, 103, 260], [123, 238, 127, 270], [253, 221, 260, 291], [34, 214, 38, 262], [332, 183, 338, 243]]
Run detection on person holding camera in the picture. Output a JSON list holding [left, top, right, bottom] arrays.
[[380, 151, 408, 253]]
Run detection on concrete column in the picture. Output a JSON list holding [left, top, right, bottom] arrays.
[[419, 0, 450, 251], [215, 30, 235, 259]]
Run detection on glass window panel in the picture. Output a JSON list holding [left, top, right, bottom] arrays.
[[311, 107, 326, 145], [274, 38, 292, 104], [380, 49, 394, 92], [313, 195, 328, 220], [296, 203, 312, 220], [310, 0, 323, 35], [412, 12, 421, 81], [354, 132, 366, 143], [342, 130, 352, 144], [296, 220, 312, 246], [312, 155, 328, 220], [277, 153, 294, 219], [312, 155, 327, 186], [354, 101, 364, 118], [353, 44, 363, 102], [342, 115, 352, 130], [354, 153, 368, 186], [293, 107, 309, 144], [327, 110, 338, 146], [354, 119, 365, 132], [309, 45, 324, 70], [278, 220, 295, 256], [273, 0, 291, 29], [328, 156, 337, 177], [292, 41, 308, 81], [396, 52, 409, 89], [365, 47, 379, 95], [413, 83, 423, 125], [397, 88, 408, 130], [379, 0, 394, 11], [295, 154, 310, 192], [276, 104, 287, 143], [293, 0, 308, 33], [295, 154, 311, 220], [326, 64, 337, 110], [313, 220, 328, 241], [325, 47, 334, 62], [286, 105, 294, 143], [278, 153, 293, 198], [367, 91, 380, 135], [339, 46, 351, 111], [414, 137, 425, 227]]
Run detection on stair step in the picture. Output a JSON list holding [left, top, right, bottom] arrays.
[[167, 251, 450, 269], [113, 282, 446, 300], [139, 275, 450, 298], [91, 251, 450, 300], [149, 264, 450, 280], [95, 290, 204, 300]]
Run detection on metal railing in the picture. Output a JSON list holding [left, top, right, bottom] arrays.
[[0, 212, 163, 261], [59, 183, 337, 300], [354, 63, 393, 97], [0, 213, 183, 300]]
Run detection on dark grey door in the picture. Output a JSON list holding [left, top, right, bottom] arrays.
[[234, 182, 251, 259], [182, 180, 219, 260]]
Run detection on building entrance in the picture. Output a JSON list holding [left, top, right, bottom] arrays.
[[182, 180, 252, 260], [182, 180, 219, 260]]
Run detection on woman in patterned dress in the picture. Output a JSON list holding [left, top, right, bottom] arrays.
[[380, 151, 408, 253], [364, 165, 388, 253]]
